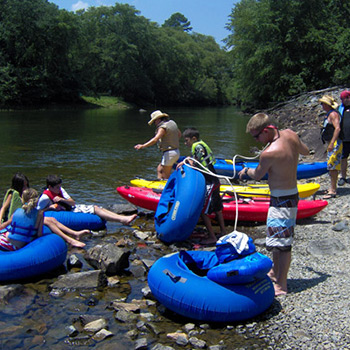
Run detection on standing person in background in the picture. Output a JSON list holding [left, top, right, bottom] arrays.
[[177, 127, 226, 245], [338, 90, 350, 186], [319, 95, 342, 199], [238, 113, 309, 296], [134, 110, 181, 180], [0, 173, 29, 223]]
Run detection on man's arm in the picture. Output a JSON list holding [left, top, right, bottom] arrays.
[[134, 128, 166, 150], [238, 152, 272, 181], [327, 111, 341, 152]]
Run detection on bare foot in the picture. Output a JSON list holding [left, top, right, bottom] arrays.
[[70, 240, 86, 248], [74, 229, 91, 238], [268, 271, 277, 283], [120, 214, 137, 225], [274, 283, 287, 296]]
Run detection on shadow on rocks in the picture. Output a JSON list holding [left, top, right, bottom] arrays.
[[287, 267, 331, 294]]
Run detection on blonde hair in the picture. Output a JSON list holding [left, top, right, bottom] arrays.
[[22, 188, 39, 213], [246, 113, 273, 133]]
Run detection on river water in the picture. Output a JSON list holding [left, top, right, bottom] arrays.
[[0, 107, 269, 349]]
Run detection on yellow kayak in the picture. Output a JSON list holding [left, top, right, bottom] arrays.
[[130, 178, 320, 199]]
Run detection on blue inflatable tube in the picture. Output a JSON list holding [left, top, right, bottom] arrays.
[[175, 157, 328, 180], [155, 165, 206, 243], [148, 250, 274, 322], [207, 251, 272, 285], [0, 233, 67, 281], [44, 211, 106, 231], [214, 159, 328, 180]]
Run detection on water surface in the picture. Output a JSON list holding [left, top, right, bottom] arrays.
[[0, 106, 268, 349]]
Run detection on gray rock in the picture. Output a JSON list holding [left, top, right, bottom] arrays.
[[84, 243, 130, 275], [49, 270, 107, 290], [83, 318, 108, 334], [134, 230, 150, 240], [0, 284, 24, 304], [135, 337, 148, 350], [92, 328, 113, 341], [332, 221, 349, 231], [67, 254, 83, 269], [307, 239, 346, 256]]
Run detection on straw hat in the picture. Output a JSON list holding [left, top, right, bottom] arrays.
[[319, 95, 338, 109], [148, 110, 169, 125]]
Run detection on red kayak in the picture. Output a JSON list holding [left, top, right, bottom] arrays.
[[116, 186, 328, 222]]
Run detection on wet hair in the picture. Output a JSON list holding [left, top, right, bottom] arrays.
[[11, 173, 30, 196], [22, 188, 39, 213], [246, 113, 274, 133], [183, 128, 200, 140], [46, 175, 62, 188]]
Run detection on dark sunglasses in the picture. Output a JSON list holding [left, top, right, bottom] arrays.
[[253, 127, 266, 139]]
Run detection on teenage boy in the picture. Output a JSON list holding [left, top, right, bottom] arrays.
[[177, 128, 226, 245]]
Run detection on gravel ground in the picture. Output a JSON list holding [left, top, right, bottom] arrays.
[[246, 172, 350, 349]]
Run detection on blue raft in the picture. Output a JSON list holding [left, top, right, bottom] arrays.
[[0, 233, 67, 282], [44, 211, 106, 231], [155, 165, 206, 243], [148, 250, 274, 322]]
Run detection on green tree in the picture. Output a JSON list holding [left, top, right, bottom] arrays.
[[226, 0, 350, 107], [0, 0, 80, 105], [163, 12, 192, 32]]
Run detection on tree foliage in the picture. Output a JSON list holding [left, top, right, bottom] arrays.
[[226, 0, 350, 108], [163, 12, 193, 32], [0, 0, 231, 107]]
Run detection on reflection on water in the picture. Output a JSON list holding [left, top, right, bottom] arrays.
[[0, 107, 256, 208], [0, 107, 268, 349]]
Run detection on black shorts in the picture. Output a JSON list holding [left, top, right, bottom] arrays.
[[342, 141, 350, 159], [202, 179, 223, 215]]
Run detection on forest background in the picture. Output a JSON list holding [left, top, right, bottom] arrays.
[[1, 0, 350, 109]]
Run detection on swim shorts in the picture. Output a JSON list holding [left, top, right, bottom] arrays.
[[0, 231, 16, 251], [161, 149, 180, 166], [72, 204, 95, 214], [202, 180, 223, 215], [341, 141, 350, 159], [327, 140, 343, 171], [266, 188, 299, 252]]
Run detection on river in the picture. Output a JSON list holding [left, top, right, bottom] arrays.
[[0, 107, 269, 349]]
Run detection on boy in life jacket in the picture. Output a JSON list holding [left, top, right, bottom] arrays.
[[177, 128, 226, 245], [37, 175, 137, 225]]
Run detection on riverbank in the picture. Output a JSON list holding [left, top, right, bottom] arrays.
[[0, 95, 133, 111], [240, 88, 350, 348], [246, 171, 350, 348], [1, 94, 350, 349], [267, 86, 348, 161]]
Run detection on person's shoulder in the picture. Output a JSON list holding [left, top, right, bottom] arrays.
[[281, 128, 299, 140]]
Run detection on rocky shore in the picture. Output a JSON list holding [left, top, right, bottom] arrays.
[[1, 89, 350, 349]]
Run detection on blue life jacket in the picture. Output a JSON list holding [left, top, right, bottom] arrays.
[[8, 208, 39, 243]]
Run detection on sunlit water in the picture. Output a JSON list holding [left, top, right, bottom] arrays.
[[0, 106, 257, 208], [0, 107, 269, 349]]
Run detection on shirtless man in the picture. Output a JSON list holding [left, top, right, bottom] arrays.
[[238, 113, 309, 296]]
